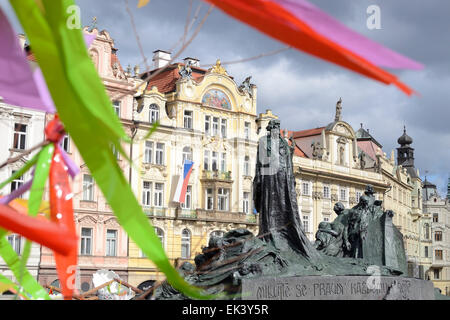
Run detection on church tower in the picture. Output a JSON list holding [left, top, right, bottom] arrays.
[[397, 126, 414, 166], [396, 126, 419, 179]]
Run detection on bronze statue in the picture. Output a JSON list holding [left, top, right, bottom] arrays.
[[253, 119, 319, 260], [348, 195, 371, 258], [314, 202, 350, 257]]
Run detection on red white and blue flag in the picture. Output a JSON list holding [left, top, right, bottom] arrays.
[[173, 160, 194, 203]]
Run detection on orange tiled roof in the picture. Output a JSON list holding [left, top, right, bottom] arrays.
[[280, 129, 308, 158], [292, 127, 325, 138], [144, 63, 207, 94]]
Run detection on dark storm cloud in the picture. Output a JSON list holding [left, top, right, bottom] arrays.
[[1, 0, 448, 194]]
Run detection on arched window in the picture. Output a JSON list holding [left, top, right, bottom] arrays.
[[181, 229, 191, 259], [149, 104, 159, 123], [182, 146, 193, 162], [155, 227, 165, 249]]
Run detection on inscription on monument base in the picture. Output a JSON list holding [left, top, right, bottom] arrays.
[[241, 276, 435, 300]]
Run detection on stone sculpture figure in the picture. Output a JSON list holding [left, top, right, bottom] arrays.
[[348, 195, 372, 258], [238, 76, 253, 97], [314, 222, 336, 251], [253, 119, 319, 261], [311, 141, 324, 159], [179, 60, 192, 79], [335, 97, 342, 122], [314, 202, 350, 257]]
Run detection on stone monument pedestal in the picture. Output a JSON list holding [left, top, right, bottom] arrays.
[[241, 275, 435, 300]]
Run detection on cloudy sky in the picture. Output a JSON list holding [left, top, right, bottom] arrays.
[[2, 0, 449, 194]]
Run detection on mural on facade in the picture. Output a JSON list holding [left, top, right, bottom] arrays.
[[202, 89, 231, 110]]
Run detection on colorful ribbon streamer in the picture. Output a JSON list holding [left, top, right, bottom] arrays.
[[8, 0, 214, 299], [201, 0, 423, 95]]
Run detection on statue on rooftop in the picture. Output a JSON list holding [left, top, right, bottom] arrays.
[[335, 97, 342, 122], [178, 60, 192, 79], [238, 76, 253, 97]]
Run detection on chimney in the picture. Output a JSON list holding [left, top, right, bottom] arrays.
[[152, 50, 171, 69], [18, 34, 26, 50], [183, 57, 200, 67]]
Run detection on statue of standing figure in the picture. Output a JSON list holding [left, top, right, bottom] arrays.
[[335, 97, 343, 122], [253, 119, 320, 261]]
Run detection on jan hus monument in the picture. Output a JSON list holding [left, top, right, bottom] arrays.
[[145, 119, 442, 300]]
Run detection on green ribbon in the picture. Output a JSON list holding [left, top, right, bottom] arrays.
[[0, 238, 50, 300], [10, 0, 215, 299]]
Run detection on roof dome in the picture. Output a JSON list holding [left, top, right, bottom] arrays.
[[397, 126, 413, 146]]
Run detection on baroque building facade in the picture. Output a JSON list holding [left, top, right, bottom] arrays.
[[38, 27, 137, 291], [127, 52, 258, 288], [422, 178, 450, 295], [0, 34, 44, 286]]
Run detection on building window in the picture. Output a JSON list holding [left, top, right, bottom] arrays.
[[181, 186, 192, 209], [61, 134, 70, 153], [106, 229, 117, 257], [303, 216, 309, 233], [212, 152, 218, 171], [435, 231, 443, 242], [155, 143, 164, 165], [302, 182, 310, 196], [181, 229, 191, 259], [323, 185, 330, 199], [217, 188, 229, 211], [82, 174, 94, 201], [204, 150, 210, 170], [243, 192, 249, 214], [155, 227, 164, 249], [221, 119, 227, 138], [424, 223, 430, 239], [212, 117, 219, 136], [10, 171, 24, 194], [424, 246, 429, 258], [355, 191, 362, 203], [13, 123, 27, 150], [244, 156, 250, 176], [435, 250, 443, 260], [142, 181, 152, 206], [244, 122, 250, 140], [220, 153, 226, 172], [149, 104, 159, 123], [340, 188, 347, 201], [206, 188, 213, 210], [433, 213, 439, 223], [7, 234, 21, 255], [205, 115, 211, 136], [182, 147, 192, 162], [144, 141, 153, 164], [112, 100, 121, 117], [434, 269, 440, 280], [80, 227, 92, 255], [183, 110, 193, 129], [154, 183, 164, 207], [111, 143, 119, 160]]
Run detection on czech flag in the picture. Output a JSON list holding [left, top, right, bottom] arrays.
[[173, 160, 194, 203]]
